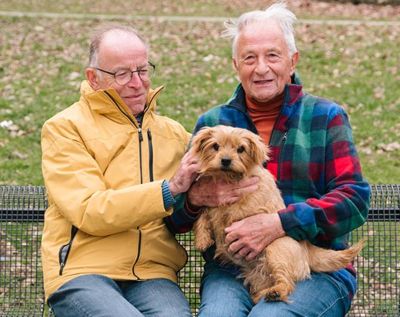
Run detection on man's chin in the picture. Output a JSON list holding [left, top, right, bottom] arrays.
[[126, 103, 146, 116], [250, 89, 284, 104], [251, 94, 275, 104]]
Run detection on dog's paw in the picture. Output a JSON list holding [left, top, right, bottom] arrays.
[[252, 285, 289, 303], [265, 289, 281, 301], [251, 289, 281, 303], [263, 284, 290, 302]]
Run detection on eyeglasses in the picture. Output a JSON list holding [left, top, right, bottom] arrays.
[[94, 62, 155, 85]]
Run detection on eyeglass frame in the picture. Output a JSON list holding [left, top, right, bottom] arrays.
[[93, 62, 156, 85]]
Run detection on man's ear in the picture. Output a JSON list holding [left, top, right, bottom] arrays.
[[290, 52, 299, 76], [85, 68, 100, 90], [232, 57, 239, 72]]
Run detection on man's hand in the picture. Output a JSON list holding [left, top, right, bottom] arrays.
[[224, 213, 285, 261], [187, 176, 259, 208], [169, 150, 200, 196]]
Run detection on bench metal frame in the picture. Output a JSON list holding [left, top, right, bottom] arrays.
[[0, 184, 399, 316]]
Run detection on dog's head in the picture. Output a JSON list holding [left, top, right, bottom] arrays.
[[190, 125, 269, 180]]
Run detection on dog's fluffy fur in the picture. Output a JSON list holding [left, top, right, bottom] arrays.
[[192, 125, 364, 303]]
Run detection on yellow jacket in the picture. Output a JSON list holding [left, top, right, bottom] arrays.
[[41, 81, 191, 299]]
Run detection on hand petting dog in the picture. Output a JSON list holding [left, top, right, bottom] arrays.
[[188, 175, 259, 207], [168, 150, 201, 196]]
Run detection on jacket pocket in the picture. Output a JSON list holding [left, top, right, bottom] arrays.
[[58, 225, 78, 275]]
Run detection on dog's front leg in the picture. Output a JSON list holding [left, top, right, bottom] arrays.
[[193, 212, 214, 251]]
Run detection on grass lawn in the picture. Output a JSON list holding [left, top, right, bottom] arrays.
[[0, 2, 399, 185]]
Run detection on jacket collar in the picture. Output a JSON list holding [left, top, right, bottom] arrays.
[[80, 80, 164, 121]]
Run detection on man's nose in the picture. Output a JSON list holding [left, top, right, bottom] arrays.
[[254, 59, 270, 74], [127, 72, 142, 87]]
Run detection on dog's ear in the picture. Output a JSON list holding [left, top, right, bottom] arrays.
[[190, 127, 215, 154], [245, 132, 270, 165]]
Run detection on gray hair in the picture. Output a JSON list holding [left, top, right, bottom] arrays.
[[88, 24, 149, 68], [222, 2, 297, 58]]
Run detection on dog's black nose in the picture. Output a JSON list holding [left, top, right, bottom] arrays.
[[221, 158, 231, 168]]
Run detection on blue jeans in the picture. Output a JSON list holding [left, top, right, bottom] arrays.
[[48, 274, 192, 317], [198, 262, 353, 317]]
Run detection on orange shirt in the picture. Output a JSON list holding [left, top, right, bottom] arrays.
[[246, 95, 282, 145]]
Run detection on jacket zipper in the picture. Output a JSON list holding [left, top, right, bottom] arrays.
[[58, 226, 78, 275], [147, 129, 154, 182], [103, 91, 148, 280], [138, 125, 144, 184], [131, 123, 144, 279], [277, 131, 287, 180], [131, 230, 142, 279]]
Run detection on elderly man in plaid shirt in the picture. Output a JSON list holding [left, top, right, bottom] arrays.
[[166, 2, 370, 317]]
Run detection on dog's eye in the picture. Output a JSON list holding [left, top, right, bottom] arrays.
[[213, 143, 220, 151], [237, 146, 245, 153]]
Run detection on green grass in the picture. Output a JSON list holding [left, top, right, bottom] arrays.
[[1, 0, 400, 20], [0, 5, 399, 186]]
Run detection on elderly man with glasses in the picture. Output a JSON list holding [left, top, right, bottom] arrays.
[[41, 25, 199, 317]]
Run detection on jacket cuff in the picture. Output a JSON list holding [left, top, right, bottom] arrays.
[[162, 180, 176, 210]]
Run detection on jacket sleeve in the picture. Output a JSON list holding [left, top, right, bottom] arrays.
[[41, 119, 170, 237], [278, 108, 370, 245]]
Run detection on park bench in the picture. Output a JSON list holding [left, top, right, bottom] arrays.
[[0, 184, 399, 317]]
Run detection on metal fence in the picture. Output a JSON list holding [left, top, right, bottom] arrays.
[[0, 184, 399, 317]]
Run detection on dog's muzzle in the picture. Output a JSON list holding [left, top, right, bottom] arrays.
[[220, 158, 232, 169]]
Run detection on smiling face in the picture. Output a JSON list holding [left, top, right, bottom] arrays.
[[233, 21, 298, 105], [86, 30, 150, 116]]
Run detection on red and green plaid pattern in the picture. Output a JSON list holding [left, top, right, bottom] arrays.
[[192, 82, 370, 251]]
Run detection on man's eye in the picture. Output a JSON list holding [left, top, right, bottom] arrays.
[[116, 70, 129, 77], [267, 53, 280, 61], [243, 56, 255, 64]]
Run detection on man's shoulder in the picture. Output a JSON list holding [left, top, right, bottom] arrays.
[[43, 101, 82, 126], [300, 92, 346, 116], [198, 103, 243, 125], [201, 104, 225, 117], [153, 113, 190, 138], [201, 95, 247, 118]]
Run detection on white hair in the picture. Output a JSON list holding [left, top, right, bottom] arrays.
[[222, 2, 297, 58]]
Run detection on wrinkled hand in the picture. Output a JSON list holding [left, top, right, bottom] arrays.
[[169, 150, 200, 196], [187, 176, 259, 208], [225, 213, 285, 261]]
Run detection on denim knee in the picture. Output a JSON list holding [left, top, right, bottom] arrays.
[[48, 275, 141, 317], [198, 263, 252, 317]]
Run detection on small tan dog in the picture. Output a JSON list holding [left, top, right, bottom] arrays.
[[192, 125, 363, 303]]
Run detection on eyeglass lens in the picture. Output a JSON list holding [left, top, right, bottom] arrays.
[[115, 66, 154, 85]]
